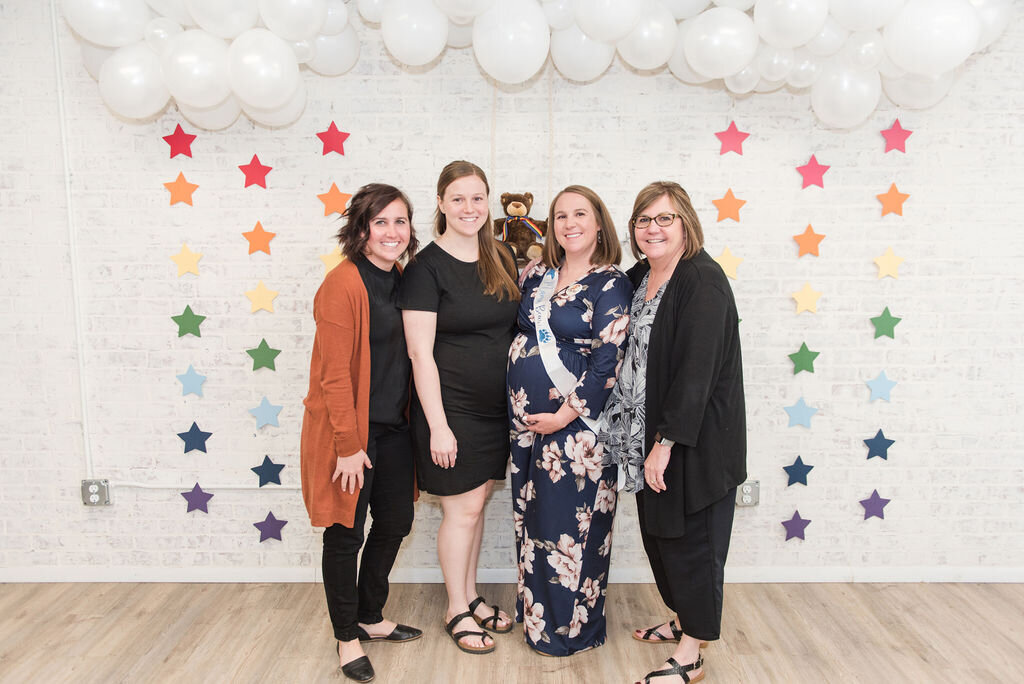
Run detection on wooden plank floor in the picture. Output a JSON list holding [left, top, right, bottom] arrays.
[[1, 582, 1022, 683]]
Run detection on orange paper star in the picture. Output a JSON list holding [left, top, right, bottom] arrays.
[[164, 172, 199, 206], [793, 224, 826, 257], [318, 183, 352, 216], [243, 221, 276, 255], [877, 183, 910, 217], [712, 188, 746, 222]]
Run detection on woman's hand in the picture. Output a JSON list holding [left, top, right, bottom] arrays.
[[524, 412, 568, 435], [430, 425, 458, 469], [643, 443, 673, 493], [332, 450, 372, 494]]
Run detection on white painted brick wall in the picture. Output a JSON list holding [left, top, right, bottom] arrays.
[[0, 4, 1021, 582]]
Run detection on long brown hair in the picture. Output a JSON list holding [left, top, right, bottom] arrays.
[[542, 185, 621, 269], [336, 183, 418, 262], [627, 181, 704, 261], [434, 160, 519, 301]]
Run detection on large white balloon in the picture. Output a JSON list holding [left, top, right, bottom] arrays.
[[243, 78, 307, 126], [162, 29, 231, 108], [307, 24, 360, 75], [575, 0, 641, 44], [968, 0, 1013, 52], [258, 0, 327, 41], [64, 0, 152, 47], [98, 42, 170, 118], [810, 60, 880, 128], [668, 18, 714, 84], [228, 28, 300, 108], [543, 0, 575, 30], [684, 6, 758, 78], [320, 0, 349, 35], [144, 17, 184, 55], [754, 41, 794, 81], [805, 16, 847, 56], [436, 0, 496, 24], [381, 0, 448, 66], [178, 93, 242, 129], [664, 0, 712, 19], [357, 0, 386, 24], [617, 2, 677, 71], [786, 47, 819, 88], [80, 39, 117, 80], [882, 70, 955, 109], [473, 1, 550, 84], [146, 0, 195, 26], [884, 0, 980, 76], [186, 0, 260, 39], [754, 0, 829, 49], [550, 24, 615, 82], [827, 0, 905, 31]]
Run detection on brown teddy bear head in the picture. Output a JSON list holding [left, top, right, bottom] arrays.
[[501, 192, 533, 217], [493, 192, 547, 265]]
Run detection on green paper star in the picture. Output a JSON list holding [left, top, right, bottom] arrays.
[[172, 305, 206, 337], [788, 342, 819, 374], [871, 307, 902, 339], [246, 338, 281, 370]]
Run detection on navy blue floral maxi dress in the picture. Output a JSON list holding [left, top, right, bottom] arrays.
[[507, 262, 632, 656]]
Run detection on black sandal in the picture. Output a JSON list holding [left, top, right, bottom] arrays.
[[468, 595, 513, 633], [633, 619, 708, 648], [639, 654, 704, 683], [444, 611, 495, 654]]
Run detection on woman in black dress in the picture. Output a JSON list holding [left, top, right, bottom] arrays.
[[398, 160, 520, 654]]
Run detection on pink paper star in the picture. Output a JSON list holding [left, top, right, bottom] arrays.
[[239, 154, 272, 188], [317, 121, 351, 156], [796, 154, 830, 189], [715, 121, 749, 155], [162, 124, 196, 158], [881, 119, 913, 153]]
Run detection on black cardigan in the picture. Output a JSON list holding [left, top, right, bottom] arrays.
[[627, 249, 747, 537]]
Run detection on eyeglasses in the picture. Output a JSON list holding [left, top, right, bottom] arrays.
[[632, 213, 679, 229]]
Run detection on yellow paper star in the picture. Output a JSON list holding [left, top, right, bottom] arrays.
[[245, 281, 279, 313], [164, 172, 199, 206], [318, 183, 352, 216], [319, 245, 344, 275], [170, 242, 202, 276], [792, 282, 822, 314], [714, 246, 743, 279], [873, 247, 904, 279]]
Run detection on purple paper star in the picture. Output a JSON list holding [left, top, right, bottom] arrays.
[[180, 482, 214, 513], [254, 511, 288, 542], [782, 510, 811, 540], [860, 490, 891, 520]]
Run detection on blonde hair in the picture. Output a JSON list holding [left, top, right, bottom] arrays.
[[542, 185, 622, 269], [628, 181, 704, 261]]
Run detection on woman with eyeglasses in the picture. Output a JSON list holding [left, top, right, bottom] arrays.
[[600, 181, 746, 684]]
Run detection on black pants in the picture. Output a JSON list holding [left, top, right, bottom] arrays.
[[636, 487, 736, 642], [322, 425, 415, 642]]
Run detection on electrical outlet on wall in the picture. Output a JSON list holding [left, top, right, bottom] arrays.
[[736, 480, 759, 506], [81, 479, 111, 506]]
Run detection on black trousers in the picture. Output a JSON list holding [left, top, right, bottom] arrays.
[[635, 487, 736, 642], [322, 425, 415, 642]]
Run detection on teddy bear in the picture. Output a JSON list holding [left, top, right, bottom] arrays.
[[493, 192, 547, 264]]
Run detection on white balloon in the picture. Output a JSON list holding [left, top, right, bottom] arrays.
[[810, 60, 880, 128], [839, 30, 883, 69], [543, 0, 575, 30], [435, 0, 496, 21], [227, 28, 300, 108], [307, 24, 360, 75], [163, 29, 231, 107], [668, 18, 713, 83], [754, 76, 785, 92], [186, 0, 260, 39], [664, 0, 711, 19], [968, 0, 1013, 52], [447, 20, 474, 48], [550, 24, 615, 81], [684, 6, 758, 78], [724, 64, 758, 93], [827, 0, 905, 32], [617, 2, 677, 71], [754, 41, 793, 81], [64, 0, 152, 47], [178, 93, 242, 128], [146, 0, 195, 26], [786, 47, 819, 87], [80, 39, 117, 80], [357, 0, 386, 24], [381, 0, 449, 66], [882, 70, 955, 109], [805, 16, 847, 56], [292, 39, 315, 62], [884, 0, 980, 76], [575, 0, 640, 44], [98, 42, 170, 118], [754, 0, 829, 49], [145, 17, 184, 55], [473, 1, 550, 84], [877, 53, 906, 79], [243, 77, 307, 126], [321, 0, 349, 35], [258, 0, 326, 41], [714, 0, 754, 9]]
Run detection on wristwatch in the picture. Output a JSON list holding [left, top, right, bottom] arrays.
[[654, 433, 675, 448]]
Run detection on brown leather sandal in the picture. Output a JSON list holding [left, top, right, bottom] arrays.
[[444, 611, 495, 654]]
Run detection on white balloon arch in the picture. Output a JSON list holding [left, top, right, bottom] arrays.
[[63, 0, 1014, 129]]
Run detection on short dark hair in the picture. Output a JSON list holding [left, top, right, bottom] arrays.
[[543, 184, 621, 268], [335, 183, 418, 262]]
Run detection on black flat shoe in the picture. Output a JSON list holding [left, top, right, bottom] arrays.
[[337, 643, 375, 682], [356, 623, 423, 643]]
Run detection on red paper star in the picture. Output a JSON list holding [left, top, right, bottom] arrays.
[[796, 155, 830, 189], [715, 121, 749, 155], [163, 124, 196, 158], [317, 122, 351, 156], [243, 221, 276, 255], [239, 154, 272, 188], [881, 119, 913, 153]]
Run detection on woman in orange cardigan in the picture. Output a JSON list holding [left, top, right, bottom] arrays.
[[301, 183, 422, 683]]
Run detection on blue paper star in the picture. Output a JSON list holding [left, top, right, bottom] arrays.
[[176, 364, 206, 397], [180, 483, 213, 513], [248, 396, 283, 428], [783, 456, 814, 486], [254, 511, 287, 542], [177, 421, 212, 453], [866, 370, 897, 402], [784, 397, 818, 428], [782, 510, 811, 540], [859, 489, 891, 520], [251, 455, 285, 487], [864, 429, 895, 460]]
